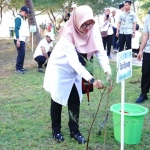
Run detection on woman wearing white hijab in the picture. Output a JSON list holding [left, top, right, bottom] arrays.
[[101, 8, 113, 59], [43, 5, 111, 144]]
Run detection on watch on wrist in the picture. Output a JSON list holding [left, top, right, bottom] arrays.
[[89, 78, 95, 84]]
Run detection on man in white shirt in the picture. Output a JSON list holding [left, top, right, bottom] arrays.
[[113, 3, 125, 52], [33, 32, 54, 73], [136, 14, 150, 103], [116, 0, 137, 52]]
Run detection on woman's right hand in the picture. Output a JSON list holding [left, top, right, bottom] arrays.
[[93, 80, 105, 89]]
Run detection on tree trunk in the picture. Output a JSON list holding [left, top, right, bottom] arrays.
[[24, 0, 41, 45], [0, 6, 3, 24]]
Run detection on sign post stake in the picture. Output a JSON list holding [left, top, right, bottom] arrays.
[[32, 32, 33, 52], [29, 25, 36, 52], [116, 49, 132, 150], [121, 80, 125, 150]]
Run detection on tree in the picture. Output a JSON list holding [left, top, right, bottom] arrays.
[[25, 0, 41, 45], [135, 0, 150, 23], [73, 0, 125, 15]]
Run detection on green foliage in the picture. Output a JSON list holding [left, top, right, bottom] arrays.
[[140, 0, 150, 9], [137, 0, 150, 19]]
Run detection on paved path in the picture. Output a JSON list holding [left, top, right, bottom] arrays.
[[110, 51, 142, 67]]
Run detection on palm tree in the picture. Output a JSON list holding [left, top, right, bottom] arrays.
[[24, 0, 41, 45]]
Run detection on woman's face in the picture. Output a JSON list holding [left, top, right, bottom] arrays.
[[79, 19, 95, 34], [105, 9, 110, 15]]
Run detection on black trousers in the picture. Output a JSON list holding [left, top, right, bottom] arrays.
[[102, 34, 113, 56], [34, 51, 51, 68], [119, 34, 132, 52], [141, 53, 150, 94], [112, 27, 118, 49], [51, 84, 80, 133], [14, 40, 25, 70], [132, 48, 139, 54]]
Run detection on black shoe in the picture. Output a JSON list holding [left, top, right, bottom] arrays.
[[52, 131, 64, 142], [22, 68, 28, 72], [15, 69, 25, 74], [134, 53, 138, 57], [135, 93, 148, 103], [38, 68, 44, 73], [70, 131, 86, 144]]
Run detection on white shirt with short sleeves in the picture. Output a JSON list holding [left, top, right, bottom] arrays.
[[119, 10, 137, 34], [33, 38, 53, 58], [143, 15, 150, 53]]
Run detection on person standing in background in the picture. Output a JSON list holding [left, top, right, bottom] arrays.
[[63, 4, 77, 22], [113, 3, 125, 52], [135, 14, 150, 103], [111, 10, 118, 51], [116, 0, 137, 52], [132, 24, 141, 57], [47, 23, 52, 32], [101, 8, 113, 59], [14, 6, 30, 74]]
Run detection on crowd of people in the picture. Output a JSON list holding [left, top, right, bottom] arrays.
[[100, 1, 140, 59], [13, 0, 150, 144]]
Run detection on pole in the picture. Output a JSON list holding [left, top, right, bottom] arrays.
[[121, 80, 125, 150], [32, 32, 33, 52]]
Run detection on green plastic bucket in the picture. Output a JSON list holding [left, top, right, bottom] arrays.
[[110, 103, 149, 144]]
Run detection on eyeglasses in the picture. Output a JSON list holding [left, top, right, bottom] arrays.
[[81, 22, 94, 29]]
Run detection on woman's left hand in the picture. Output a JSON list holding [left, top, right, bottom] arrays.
[[93, 80, 105, 89]]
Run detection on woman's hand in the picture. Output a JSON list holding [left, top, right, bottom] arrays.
[[93, 80, 105, 89]]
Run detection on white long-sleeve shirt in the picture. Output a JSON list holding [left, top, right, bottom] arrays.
[[43, 36, 111, 106]]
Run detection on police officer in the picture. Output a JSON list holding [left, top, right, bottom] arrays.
[[136, 13, 150, 103], [116, 0, 137, 52]]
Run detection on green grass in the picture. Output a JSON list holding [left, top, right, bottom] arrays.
[[0, 39, 150, 150]]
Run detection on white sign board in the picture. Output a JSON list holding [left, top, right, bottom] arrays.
[[117, 49, 132, 83], [30, 25, 36, 32]]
